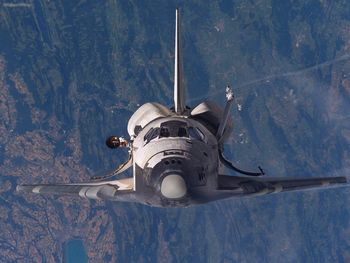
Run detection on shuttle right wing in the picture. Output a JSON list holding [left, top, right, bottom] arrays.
[[217, 175, 348, 196]]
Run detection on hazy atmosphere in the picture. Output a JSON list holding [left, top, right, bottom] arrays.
[[1, 0, 350, 262]]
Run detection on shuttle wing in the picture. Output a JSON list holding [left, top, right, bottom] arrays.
[[218, 175, 348, 196], [17, 178, 136, 202]]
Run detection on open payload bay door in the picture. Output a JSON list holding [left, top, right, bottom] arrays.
[[127, 103, 171, 137]]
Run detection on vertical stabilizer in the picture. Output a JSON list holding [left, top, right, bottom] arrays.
[[174, 8, 186, 114]]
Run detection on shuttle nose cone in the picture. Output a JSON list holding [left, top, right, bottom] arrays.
[[160, 174, 187, 199]]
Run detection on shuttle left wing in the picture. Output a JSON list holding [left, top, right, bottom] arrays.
[[17, 178, 136, 202]]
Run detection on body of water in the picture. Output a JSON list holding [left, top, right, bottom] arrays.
[[64, 239, 88, 263]]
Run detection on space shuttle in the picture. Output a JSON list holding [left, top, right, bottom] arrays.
[[17, 9, 347, 207]]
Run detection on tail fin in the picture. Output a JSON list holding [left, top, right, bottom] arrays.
[[174, 8, 186, 114]]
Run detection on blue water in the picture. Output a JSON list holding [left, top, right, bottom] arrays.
[[64, 239, 88, 263]]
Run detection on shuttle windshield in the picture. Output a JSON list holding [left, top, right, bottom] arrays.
[[144, 121, 205, 143]]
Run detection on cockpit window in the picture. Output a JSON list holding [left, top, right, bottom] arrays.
[[159, 127, 170, 138], [143, 121, 205, 143], [178, 127, 187, 137], [160, 121, 187, 138], [196, 127, 205, 140], [188, 127, 205, 141], [144, 129, 152, 141], [144, 128, 160, 143]]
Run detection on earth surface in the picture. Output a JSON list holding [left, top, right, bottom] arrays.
[[1, 0, 350, 262]]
